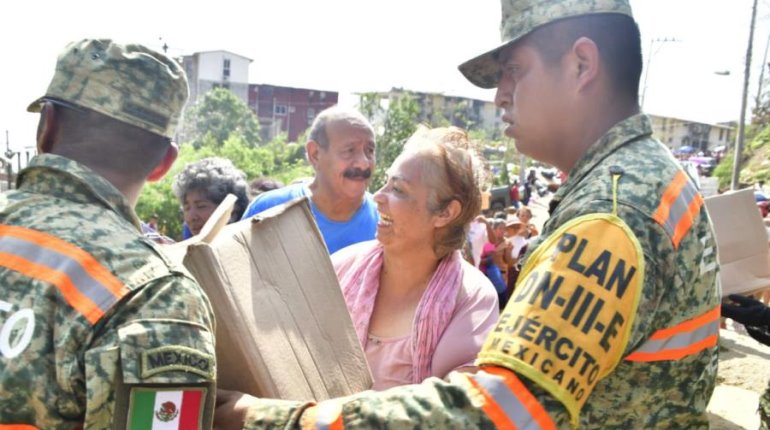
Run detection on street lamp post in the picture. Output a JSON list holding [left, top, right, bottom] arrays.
[[731, 0, 759, 190]]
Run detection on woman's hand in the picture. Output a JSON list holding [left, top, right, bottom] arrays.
[[215, 389, 260, 430]]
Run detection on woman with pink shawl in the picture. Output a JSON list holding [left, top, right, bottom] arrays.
[[333, 126, 500, 390]]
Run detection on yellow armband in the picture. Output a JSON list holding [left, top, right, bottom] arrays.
[[477, 213, 644, 427]]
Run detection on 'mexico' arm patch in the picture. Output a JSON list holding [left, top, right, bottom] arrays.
[[142, 346, 214, 379], [477, 213, 644, 427]]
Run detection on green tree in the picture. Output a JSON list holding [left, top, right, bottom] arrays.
[[713, 124, 770, 190], [358, 93, 384, 120], [359, 92, 421, 190], [182, 88, 261, 147]]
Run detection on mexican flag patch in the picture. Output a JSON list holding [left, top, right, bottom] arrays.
[[128, 388, 205, 430]]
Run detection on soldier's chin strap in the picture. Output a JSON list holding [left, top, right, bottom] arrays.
[[550, 166, 625, 217], [609, 166, 624, 216]]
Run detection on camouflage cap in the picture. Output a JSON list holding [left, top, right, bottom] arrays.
[[28, 39, 188, 139], [458, 0, 633, 89]]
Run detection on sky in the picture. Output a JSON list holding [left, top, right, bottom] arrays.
[[1, 0, 769, 153]]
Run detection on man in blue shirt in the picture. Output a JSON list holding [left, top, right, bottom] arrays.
[[241, 106, 378, 254]]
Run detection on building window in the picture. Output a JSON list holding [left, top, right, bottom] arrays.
[[223, 58, 231, 78], [320, 91, 326, 100], [307, 108, 315, 120], [275, 105, 288, 115]]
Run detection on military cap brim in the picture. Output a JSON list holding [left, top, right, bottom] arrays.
[[27, 98, 44, 113], [458, 43, 510, 90], [458, 0, 634, 89]]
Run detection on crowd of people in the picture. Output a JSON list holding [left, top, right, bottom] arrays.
[[1, 0, 767, 429], [462, 206, 539, 311]]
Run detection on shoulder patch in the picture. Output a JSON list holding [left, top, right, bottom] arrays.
[[142, 346, 214, 379], [127, 387, 206, 430], [477, 213, 644, 427]]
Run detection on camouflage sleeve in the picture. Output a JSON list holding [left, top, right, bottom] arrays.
[[243, 369, 571, 429], [82, 274, 217, 429]]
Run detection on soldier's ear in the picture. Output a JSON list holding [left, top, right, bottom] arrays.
[[147, 143, 179, 182], [36, 102, 58, 154], [570, 36, 600, 94]]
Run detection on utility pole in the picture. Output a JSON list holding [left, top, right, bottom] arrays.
[[755, 32, 770, 109], [731, 0, 759, 190], [4, 131, 14, 190], [640, 37, 678, 109], [158, 36, 169, 54]]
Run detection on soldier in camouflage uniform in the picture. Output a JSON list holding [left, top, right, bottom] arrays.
[[215, 1, 720, 429], [722, 294, 770, 429], [0, 39, 216, 429], [759, 383, 770, 430]]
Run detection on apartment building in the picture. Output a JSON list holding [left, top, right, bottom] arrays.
[[248, 84, 338, 142], [181, 50, 252, 106], [369, 88, 505, 138], [649, 114, 734, 153]]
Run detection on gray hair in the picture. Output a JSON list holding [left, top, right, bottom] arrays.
[[173, 157, 250, 221], [401, 126, 485, 259], [308, 106, 375, 149]]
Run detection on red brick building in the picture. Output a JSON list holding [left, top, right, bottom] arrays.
[[248, 84, 338, 142]]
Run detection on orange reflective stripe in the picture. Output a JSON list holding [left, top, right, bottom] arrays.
[[625, 306, 720, 362], [0, 425, 40, 429], [301, 402, 344, 430], [469, 367, 556, 430], [485, 367, 556, 430], [0, 225, 129, 324], [650, 307, 720, 340], [652, 171, 704, 249], [467, 374, 516, 430], [652, 171, 688, 226], [0, 251, 104, 324], [626, 335, 718, 362], [0, 225, 126, 297], [671, 193, 704, 249]]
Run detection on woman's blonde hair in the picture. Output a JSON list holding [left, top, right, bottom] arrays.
[[402, 126, 487, 259]]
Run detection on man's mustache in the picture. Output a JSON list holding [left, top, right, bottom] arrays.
[[344, 168, 372, 180]]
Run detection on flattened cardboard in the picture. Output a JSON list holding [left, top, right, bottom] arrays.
[[171, 197, 372, 401], [704, 188, 770, 296]]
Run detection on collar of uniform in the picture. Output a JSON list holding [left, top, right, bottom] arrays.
[[17, 154, 142, 229], [553, 114, 652, 205]]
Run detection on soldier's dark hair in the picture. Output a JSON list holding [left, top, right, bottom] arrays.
[[525, 14, 642, 103], [45, 102, 172, 182]]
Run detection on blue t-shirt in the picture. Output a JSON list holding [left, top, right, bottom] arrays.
[[241, 183, 378, 254]]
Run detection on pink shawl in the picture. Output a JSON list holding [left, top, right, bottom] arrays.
[[336, 241, 464, 383]]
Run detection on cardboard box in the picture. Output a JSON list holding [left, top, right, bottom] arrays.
[[704, 188, 770, 296], [166, 196, 372, 401]]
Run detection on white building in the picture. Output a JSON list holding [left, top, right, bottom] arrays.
[[649, 114, 734, 153], [181, 50, 252, 106], [365, 88, 505, 139]]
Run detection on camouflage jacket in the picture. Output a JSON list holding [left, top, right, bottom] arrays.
[[242, 114, 720, 430], [0, 154, 216, 429]]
